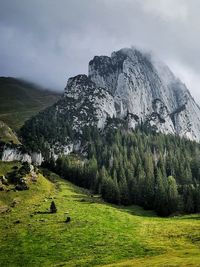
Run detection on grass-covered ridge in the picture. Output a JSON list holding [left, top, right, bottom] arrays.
[[0, 163, 200, 266], [0, 77, 60, 130], [0, 120, 20, 144]]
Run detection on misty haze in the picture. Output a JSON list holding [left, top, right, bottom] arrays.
[[1, 1, 200, 267]]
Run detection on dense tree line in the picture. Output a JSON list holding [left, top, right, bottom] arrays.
[[45, 128, 200, 216], [20, 103, 74, 157]]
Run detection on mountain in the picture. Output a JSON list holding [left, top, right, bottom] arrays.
[[88, 48, 200, 141], [20, 48, 200, 158], [0, 77, 61, 130]]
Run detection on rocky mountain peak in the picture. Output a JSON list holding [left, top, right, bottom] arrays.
[[66, 74, 93, 88], [20, 47, 200, 160], [61, 47, 200, 142], [87, 47, 200, 141], [64, 74, 97, 100]]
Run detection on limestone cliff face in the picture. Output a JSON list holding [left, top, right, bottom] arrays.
[[88, 48, 200, 141], [1, 146, 43, 165], [63, 74, 116, 130]]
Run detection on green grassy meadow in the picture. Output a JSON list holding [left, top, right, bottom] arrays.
[[0, 163, 200, 267]]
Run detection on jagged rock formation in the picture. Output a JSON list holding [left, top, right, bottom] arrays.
[[63, 74, 116, 130], [88, 48, 200, 141], [19, 48, 200, 162]]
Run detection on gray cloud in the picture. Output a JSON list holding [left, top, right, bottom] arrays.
[[0, 0, 200, 102]]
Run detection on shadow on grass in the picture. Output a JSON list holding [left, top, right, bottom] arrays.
[[119, 205, 157, 218], [34, 211, 51, 214], [72, 194, 158, 217], [71, 194, 104, 205], [178, 216, 200, 220]]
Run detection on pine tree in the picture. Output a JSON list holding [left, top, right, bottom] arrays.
[[137, 165, 146, 205], [154, 168, 167, 216], [167, 176, 179, 214], [118, 174, 130, 205]]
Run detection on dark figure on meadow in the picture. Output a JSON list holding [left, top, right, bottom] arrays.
[[50, 201, 57, 213], [65, 217, 71, 223]]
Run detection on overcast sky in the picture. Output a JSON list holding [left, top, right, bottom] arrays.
[[0, 0, 200, 102]]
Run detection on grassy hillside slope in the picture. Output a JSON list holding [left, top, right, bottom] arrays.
[[0, 163, 200, 267], [0, 120, 20, 144], [0, 77, 60, 130]]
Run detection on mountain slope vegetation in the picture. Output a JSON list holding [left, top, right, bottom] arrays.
[[0, 120, 20, 144], [21, 112, 200, 216], [0, 77, 60, 130]]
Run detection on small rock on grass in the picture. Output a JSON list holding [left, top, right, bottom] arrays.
[[14, 220, 21, 224]]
